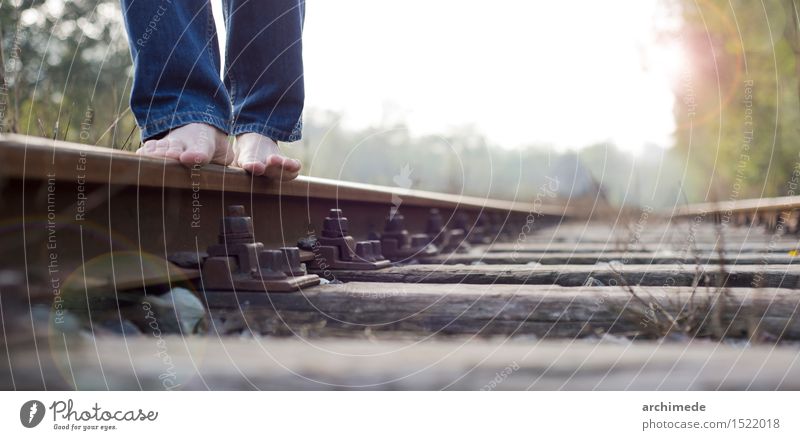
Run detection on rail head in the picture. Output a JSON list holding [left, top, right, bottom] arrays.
[[0, 133, 574, 217], [672, 197, 800, 218]]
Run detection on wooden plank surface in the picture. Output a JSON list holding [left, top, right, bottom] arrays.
[[520, 223, 796, 243], [530, 237, 798, 245], [420, 251, 799, 265], [484, 242, 800, 253], [5, 335, 799, 390], [198, 283, 800, 339], [314, 264, 800, 288]]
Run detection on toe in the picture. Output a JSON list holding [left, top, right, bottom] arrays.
[[234, 133, 300, 178], [179, 149, 210, 166], [263, 155, 286, 179], [234, 148, 264, 173], [284, 157, 302, 173], [233, 143, 266, 176], [179, 134, 214, 166], [239, 161, 267, 176], [264, 155, 301, 180]]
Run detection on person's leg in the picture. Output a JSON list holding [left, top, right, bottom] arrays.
[[120, 0, 233, 167], [223, 0, 304, 180]]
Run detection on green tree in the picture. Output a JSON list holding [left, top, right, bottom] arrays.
[[1, 0, 137, 147], [672, 0, 800, 201]]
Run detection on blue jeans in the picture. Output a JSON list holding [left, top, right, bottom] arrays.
[[120, 0, 305, 142]]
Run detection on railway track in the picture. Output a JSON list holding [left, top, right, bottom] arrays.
[[1, 134, 800, 390]]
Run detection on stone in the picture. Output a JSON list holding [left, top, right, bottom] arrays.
[[137, 287, 207, 334]]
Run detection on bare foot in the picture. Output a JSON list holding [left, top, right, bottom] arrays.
[[233, 133, 301, 181], [136, 123, 232, 167]]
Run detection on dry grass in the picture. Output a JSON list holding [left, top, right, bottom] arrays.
[[605, 220, 747, 341]]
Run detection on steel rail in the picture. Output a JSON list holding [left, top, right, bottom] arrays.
[[673, 197, 800, 217], [0, 134, 572, 273], [671, 195, 800, 232], [0, 134, 571, 216]]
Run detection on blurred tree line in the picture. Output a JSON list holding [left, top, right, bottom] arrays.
[[295, 110, 685, 208], [672, 0, 800, 202], [7, 0, 790, 208], [1, 0, 136, 146]]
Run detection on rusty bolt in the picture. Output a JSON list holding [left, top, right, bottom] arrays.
[[369, 240, 384, 260], [384, 213, 406, 232], [279, 247, 304, 276], [219, 205, 254, 242], [410, 234, 429, 248], [477, 213, 490, 227], [256, 249, 286, 279], [228, 205, 246, 217], [322, 208, 349, 238], [426, 208, 444, 235], [453, 212, 469, 230], [221, 217, 254, 236], [355, 241, 375, 262]]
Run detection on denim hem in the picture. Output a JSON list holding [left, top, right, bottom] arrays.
[[139, 111, 231, 140], [231, 120, 303, 142]]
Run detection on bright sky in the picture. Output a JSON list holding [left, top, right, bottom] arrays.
[[214, 0, 685, 154]]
